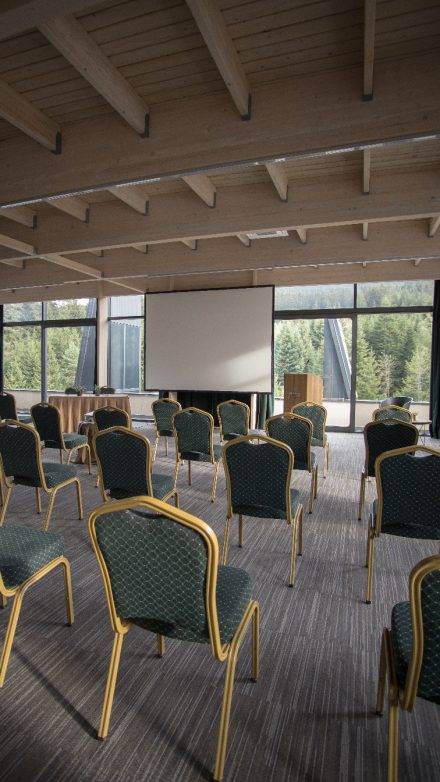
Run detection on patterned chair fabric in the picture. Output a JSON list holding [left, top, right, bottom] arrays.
[[174, 409, 220, 462], [95, 508, 251, 644], [266, 414, 315, 471], [391, 570, 440, 704], [152, 399, 181, 437], [94, 407, 129, 431], [291, 403, 326, 447], [373, 405, 412, 423], [0, 393, 17, 421], [0, 525, 64, 589], [376, 450, 440, 539], [380, 396, 412, 409], [0, 423, 42, 487], [224, 439, 293, 519], [218, 401, 249, 441], [95, 429, 172, 501], [31, 403, 63, 448], [364, 421, 418, 477], [43, 462, 78, 488]]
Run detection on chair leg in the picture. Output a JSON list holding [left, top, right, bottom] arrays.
[[222, 517, 232, 565], [313, 466, 318, 499], [325, 442, 330, 475], [358, 472, 366, 520], [366, 529, 376, 604], [0, 484, 13, 525], [85, 444, 92, 475], [174, 491, 179, 508], [156, 634, 165, 658], [238, 514, 244, 547], [188, 460, 191, 486], [211, 460, 220, 503], [0, 478, 4, 506], [43, 490, 56, 532], [61, 558, 74, 625], [59, 449, 63, 464], [165, 437, 168, 457], [0, 593, 7, 609], [297, 506, 303, 556], [35, 487, 42, 514], [308, 471, 314, 514], [0, 589, 24, 686], [387, 695, 399, 782], [376, 630, 387, 716], [75, 479, 84, 520], [289, 517, 298, 587], [153, 436, 159, 462], [66, 449, 72, 464], [251, 603, 260, 682], [98, 632, 125, 739]]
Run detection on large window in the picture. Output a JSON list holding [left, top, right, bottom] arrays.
[[108, 295, 145, 393]]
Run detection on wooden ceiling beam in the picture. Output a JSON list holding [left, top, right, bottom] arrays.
[[363, 0, 377, 100], [295, 228, 307, 244], [46, 196, 89, 222], [237, 234, 250, 247], [428, 216, 440, 237], [89, 249, 104, 257], [0, 1, 102, 41], [40, 253, 101, 278], [362, 222, 369, 240], [0, 233, 34, 255], [265, 162, 288, 202], [363, 149, 371, 194], [1, 206, 36, 229], [108, 186, 149, 215], [182, 174, 216, 208], [186, 0, 250, 118], [0, 77, 60, 153], [39, 15, 149, 136]]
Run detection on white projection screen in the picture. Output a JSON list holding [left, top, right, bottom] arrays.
[[145, 286, 273, 392]]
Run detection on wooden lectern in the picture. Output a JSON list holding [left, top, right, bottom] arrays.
[[283, 373, 323, 412]]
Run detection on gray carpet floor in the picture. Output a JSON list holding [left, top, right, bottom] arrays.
[[0, 430, 439, 782]]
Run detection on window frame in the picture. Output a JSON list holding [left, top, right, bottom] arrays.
[[107, 293, 147, 394]]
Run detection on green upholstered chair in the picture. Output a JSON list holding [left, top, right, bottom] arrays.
[[151, 397, 181, 459], [88, 496, 259, 782], [217, 400, 250, 442], [291, 401, 329, 477], [380, 396, 412, 410], [93, 405, 130, 431], [0, 525, 73, 686], [365, 445, 440, 604], [94, 426, 178, 508], [31, 402, 91, 473], [0, 420, 83, 531], [0, 392, 17, 421], [266, 413, 318, 514], [376, 554, 440, 781], [222, 434, 303, 586], [358, 419, 419, 521], [173, 407, 222, 502], [373, 405, 413, 423]]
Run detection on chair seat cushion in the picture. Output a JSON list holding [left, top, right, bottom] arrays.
[[233, 487, 300, 520], [158, 429, 173, 437], [295, 451, 316, 471], [0, 524, 63, 589], [372, 499, 440, 540], [180, 443, 222, 463], [223, 432, 244, 441], [63, 433, 88, 449], [43, 462, 77, 488], [152, 473, 175, 499], [312, 435, 327, 447]]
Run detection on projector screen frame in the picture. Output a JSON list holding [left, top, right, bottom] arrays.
[[144, 284, 274, 394]]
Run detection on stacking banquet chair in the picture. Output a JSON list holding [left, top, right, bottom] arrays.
[[375, 554, 440, 781], [373, 405, 413, 424], [266, 413, 318, 514], [0, 524, 73, 686], [151, 397, 181, 459], [0, 420, 83, 531], [93, 405, 130, 431], [173, 407, 222, 502], [365, 445, 440, 604], [222, 435, 303, 586], [291, 401, 329, 477], [0, 392, 17, 421], [380, 395, 412, 409], [31, 402, 91, 473], [94, 426, 178, 507], [358, 419, 419, 521], [217, 400, 250, 442], [88, 496, 259, 782]]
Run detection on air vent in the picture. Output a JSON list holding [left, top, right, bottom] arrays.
[[246, 229, 289, 240]]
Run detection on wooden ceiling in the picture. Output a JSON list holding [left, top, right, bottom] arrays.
[[0, 0, 439, 302]]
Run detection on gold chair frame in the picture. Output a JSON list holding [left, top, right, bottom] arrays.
[[357, 419, 419, 521], [88, 496, 260, 782], [372, 405, 414, 423], [173, 407, 222, 502], [93, 426, 179, 507], [31, 402, 92, 474], [0, 554, 73, 686], [291, 401, 329, 478], [0, 420, 83, 531], [266, 412, 318, 514], [376, 554, 440, 782], [365, 444, 439, 604], [151, 397, 181, 460], [217, 399, 250, 443], [222, 434, 304, 586]]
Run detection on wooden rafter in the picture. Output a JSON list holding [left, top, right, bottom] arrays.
[[265, 162, 288, 202], [46, 196, 89, 223], [108, 186, 149, 215], [41, 253, 101, 278], [362, 222, 368, 240], [295, 228, 307, 244], [363, 0, 377, 100], [186, 0, 250, 118], [363, 149, 371, 194], [428, 216, 440, 237], [181, 239, 197, 250], [1, 206, 36, 229], [0, 77, 60, 152], [0, 1, 101, 41], [39, 15, 149, 135], [182, 174, 216, 208], [0, 233, 34, 255]]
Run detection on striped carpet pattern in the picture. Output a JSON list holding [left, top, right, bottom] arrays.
[[0, 430, 439, 782]]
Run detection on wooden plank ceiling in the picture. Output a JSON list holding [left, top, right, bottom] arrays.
[[0, 0, 439, 302]]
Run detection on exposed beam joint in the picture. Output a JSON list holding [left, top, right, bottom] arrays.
[[39, 15, 149, 135], [186, 0, 251, 118], [46, 196, 89, 223], [414, 259, 421, 267], [0, 233, 34, 255], [0, 77, 60, 153], [265, 162, 288, 201], [363, 0, 376, 100], [362, 222, 368, 240], [108, 186, 149, 215], [296, 228, 307, 244], [0, 1, 102, 41], [1, 205, 36, 229], [237, 233, 250, 247], [41, 253, 101, 278], [363, 149, 371, 194], [428, 215, 440, 237], [181, 239, 197, 250], [89, 249, 104, 257], [182, 174, 216, 208], [106, 279, 145, 294], [131, 244, 148, 254]]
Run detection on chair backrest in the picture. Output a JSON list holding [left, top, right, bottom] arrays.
[[173, 407, 214, 460], [151, 398, 181, 434], [94, 427, 152, 496], [0, 420, 44, 488], [373, 405, 413, 423], [375, 446, 440, 539], [100, 386, 116, 394], [223, 435, 293, 519], [363, 419, 418, 477], [93, 406, 130, 431], [265, 413, 312, 470], [31, 402, 63, 448], [217, 400, 250, 440], [291, 402, 327, 444], [0, 392, 17, 421], [380, 396, 412, 409], [88, 496, 224, 656], [400, 555, 440, 709]]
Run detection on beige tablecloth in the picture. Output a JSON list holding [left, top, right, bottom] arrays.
[[48, 394, 131, 433]]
